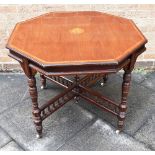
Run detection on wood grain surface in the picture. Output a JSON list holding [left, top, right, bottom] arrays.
[[6, 11, 147, 66]]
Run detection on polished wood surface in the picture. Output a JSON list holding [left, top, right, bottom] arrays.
[[6, 11, 148, 137], [7, 11, 147, 66]]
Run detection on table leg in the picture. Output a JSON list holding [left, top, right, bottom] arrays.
[[101, 74, 108, 86], [28, 76, 42, 138], [74, 75, 80, 103], [117, 70, 131, 133], [40, 74, 46, 89], [103, 74, 108, 83]]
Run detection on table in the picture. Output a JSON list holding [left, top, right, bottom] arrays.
[[6, 11, 147, 138]]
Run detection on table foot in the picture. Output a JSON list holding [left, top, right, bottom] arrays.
[[41, 85, 46, 90], [40, 74, 46, 90], [100, 75, 108, 87], [36, 134, 42, 139], [116, 130, 121, 134], [100, 82, 105, 87]]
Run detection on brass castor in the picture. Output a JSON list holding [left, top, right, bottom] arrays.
[[100, 82, 105, 86], [116, 130, 121, 134], [36, 134, 42, 139], [101, 75, 108, 87], [41, 85, 46, 90]]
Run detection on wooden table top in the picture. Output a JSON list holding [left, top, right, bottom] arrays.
[[7, 11, 147, 67]]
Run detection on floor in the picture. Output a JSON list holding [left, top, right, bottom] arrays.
[[0, 71, 155, 151]]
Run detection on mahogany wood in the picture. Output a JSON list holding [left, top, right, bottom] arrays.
[[103, 74, 108, 83], [6, 11, 147, 67], [40, 85, 75, 120], [40, 74, 119, 117], [28, 75, 42, 138], [118, 71, 131, 131], [40, 74, 46, 89], [6, 11, 148, 138]]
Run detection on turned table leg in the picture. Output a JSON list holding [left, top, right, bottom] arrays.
[[117, 70, 131, 133], [28, 76, 42, 138], [40, 74, 46, 89], [101, 74, 108, 86]]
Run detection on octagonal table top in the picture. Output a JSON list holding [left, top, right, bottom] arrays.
[[6, 11, 147, 67]]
